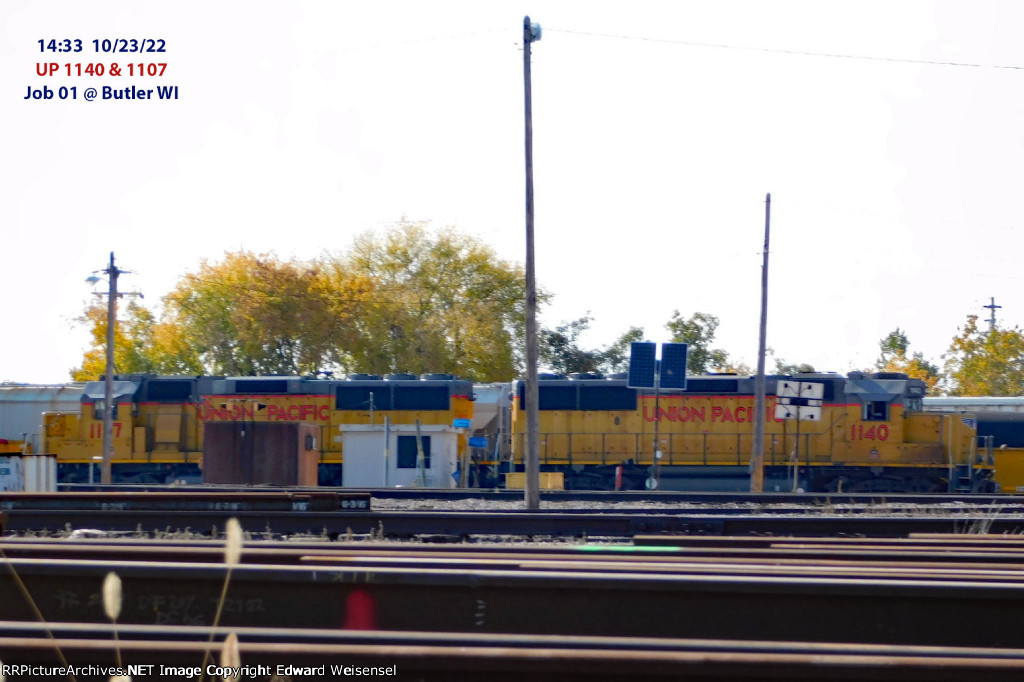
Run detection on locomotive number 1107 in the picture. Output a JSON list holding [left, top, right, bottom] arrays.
[[89, 423, 123, 438]]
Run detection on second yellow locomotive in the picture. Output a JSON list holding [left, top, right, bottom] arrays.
[[508, 372, 994, 493]]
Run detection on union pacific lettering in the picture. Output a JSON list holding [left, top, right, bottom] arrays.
[[198, 401, 255, 421], [198, 399, 330, 422], [265, 404, 330, 421], [643, 404, 784, 423]]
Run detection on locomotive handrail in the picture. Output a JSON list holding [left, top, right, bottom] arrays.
[[511, 429, 833, 467]]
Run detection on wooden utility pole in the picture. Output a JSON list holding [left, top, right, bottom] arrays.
[[523, 16, 541, 509], [101, 252, 120, 484], [751, 194, 771, 492], [89, 252, 139, 484]]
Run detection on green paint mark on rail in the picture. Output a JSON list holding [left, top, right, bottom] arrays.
[[575, 545, 682, 553]]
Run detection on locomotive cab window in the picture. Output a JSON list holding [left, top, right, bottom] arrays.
[[93, 401, 118, 420], [397, 435, 431, 469], [864, 401, 889, 421]]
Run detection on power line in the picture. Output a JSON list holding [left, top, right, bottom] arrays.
[[546, 28, 1024, 71], [335, 28, 510, 53]]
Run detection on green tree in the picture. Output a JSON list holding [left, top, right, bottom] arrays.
[[773, 359, 815, 375], [539, 316, 601, 375], [720, 359, 754, 375], [942, 315, 1024, 395], [599, 326, 646, 374], [877, 328, 910, 367], [665, 311, 730, 374]]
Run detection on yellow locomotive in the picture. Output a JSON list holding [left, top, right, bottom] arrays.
[[43, 374, 474, 484], [27, 371, 999, 491], [508, 372, 995, 493]]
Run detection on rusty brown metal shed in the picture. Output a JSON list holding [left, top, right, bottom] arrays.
[[202, 422, 319, 486]]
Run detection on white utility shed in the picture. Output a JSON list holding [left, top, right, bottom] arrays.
[[341, 423, 460, 488]]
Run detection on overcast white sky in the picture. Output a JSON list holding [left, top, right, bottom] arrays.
[[3, 1, 1024, 384]]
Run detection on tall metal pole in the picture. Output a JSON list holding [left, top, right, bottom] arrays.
[[751, 194, 771, 492], [523, 16, 541, 509], [102, 251, 120, 485]]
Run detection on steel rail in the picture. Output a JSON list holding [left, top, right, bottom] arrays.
[[9, 536, 1024, 577], [10, 539, 1024, 580], [4, 556, 1024, 646], [4, 634, 1024, 681], [2, 621, 1024, 681], [5, 507, 1024, 538], [58, 483, 1024, 506]]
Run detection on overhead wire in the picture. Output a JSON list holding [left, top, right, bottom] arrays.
[[544, 28, 1024, 71]]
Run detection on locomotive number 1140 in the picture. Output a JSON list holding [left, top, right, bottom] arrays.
[[851, 424, 889, 441]]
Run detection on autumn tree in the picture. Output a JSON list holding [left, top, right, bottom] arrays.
[[71, 295, 208, 381], [72, 300, 151, 381], [874, 328, 940, 390], [161, 252, 347, 376], [73, 224, 535, 381], [665, 311, 730, 374], [336, 221, 533, 381], [942, 315, 1024, 396]]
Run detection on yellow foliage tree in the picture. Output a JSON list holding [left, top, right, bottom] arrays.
[[336, 221, 534, 381], [162, 251, 348, 376], [875, 328, 940, 392], [70, 300, 199, 381], [73, 223, 534, 382], [942, 315, 1024, 396]]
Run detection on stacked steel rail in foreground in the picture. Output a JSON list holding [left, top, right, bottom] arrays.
[[4, 493, 1024, 679]]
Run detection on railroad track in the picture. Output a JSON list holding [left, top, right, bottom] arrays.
[[5, 535, 1024, 679], [3, 536, 1024, 646], [5, 507, 1024, 539], [59, 482, 1024, 506], [3, 622, 1024, 681], [3, 490, 1024, 538]]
